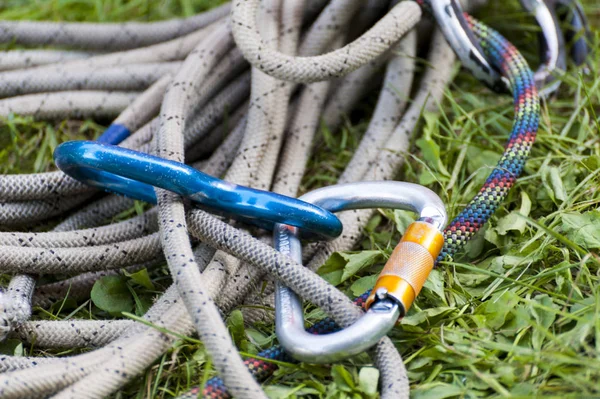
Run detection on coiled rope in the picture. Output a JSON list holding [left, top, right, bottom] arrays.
[[0, 0, 539, 398]]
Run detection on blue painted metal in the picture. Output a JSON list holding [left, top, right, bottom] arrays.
[[54, 141, 343, 239], [97, 124, 131, 145]]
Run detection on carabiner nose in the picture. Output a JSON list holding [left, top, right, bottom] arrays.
[[274, 182, 447, 363]]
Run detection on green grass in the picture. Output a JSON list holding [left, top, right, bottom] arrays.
[[1, 1, 599, 398]]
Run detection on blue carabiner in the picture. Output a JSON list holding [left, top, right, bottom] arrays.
[[53, 141, 343, 240], [96, 123, 132, 145]]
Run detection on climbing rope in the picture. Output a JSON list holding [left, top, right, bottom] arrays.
[[0, 0, 558, 397]]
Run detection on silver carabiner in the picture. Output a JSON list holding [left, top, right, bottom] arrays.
[[520, 0, 566, 95], [519, 0, 591, 95], [429, 0, 510, 92], [549, 0, 592, 67], [430, 0, 591, 95], [273, 182, 447, 363]]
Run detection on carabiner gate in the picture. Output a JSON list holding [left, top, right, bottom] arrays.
[[274, 182, 447, 363]]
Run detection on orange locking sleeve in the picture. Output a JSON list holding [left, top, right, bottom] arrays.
[[365, 221, 443, 316]]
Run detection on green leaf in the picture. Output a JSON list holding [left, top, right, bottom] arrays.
[[503, 305, 531, 337], [496, 192, 531, 235], [416, 113, 450, 177], [532, 295, 557, 328], [557, 297, 596, 349], [402, 307, 455, 327], [561, 210, 600, 248], [478, 291, 520, 329], [418, 168, 438, 186], [331, 365, 355, 392], [126, 281, 151, 316], [422, 269, 445, 302], [510, 382, 536, 396], [134, 294, 153, 316], [227, 310, 245, 347], [304, 379, 327, 394], [318, 251, 382, 285], [364, 214, 382, 232], [466, 147, 501, 184], [531, 294, 558, 350], [393, 210, 416, 235], [245, 328, 271, 347], [125, 268, 154, 290], [581, 154, 600, 170], [495, 364, 516, 386], [358, 367, 379, 396], [264, 385, 319, 399], [412, 382, 464, 399], [416, 137, 442, 171], [0, 339, 23, 356], [484, 225, 503, 246], [318, 253, 346, 286], [456, 272, 490, 286], [133, 200, 145, 216], [489, 255, 532, 271], [339, 251, 382, 282], [350, 275, 378, 297], [90, 276, 134, 314], [549, 167, 567, 202], [542, 166, 567, 204]]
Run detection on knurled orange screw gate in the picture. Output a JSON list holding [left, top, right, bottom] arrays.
[[273, 181, 447, 363], [364, 218, 444, 312]]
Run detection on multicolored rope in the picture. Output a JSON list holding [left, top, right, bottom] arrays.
[[440, 14, 539, 260], [176, 11, 540, 399]]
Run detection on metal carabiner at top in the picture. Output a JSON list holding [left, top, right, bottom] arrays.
[[53, 141, 343, 240], [430, 0, 591, 94], [549, 0, 592, 66], [519, 0, 592, 94], [274, 181, 447, 363], [429, 0, 510, 92]]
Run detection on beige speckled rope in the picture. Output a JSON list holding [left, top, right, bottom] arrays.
[[0, 50, 92, 72], [0, 1, 475, 397], [0, 3, 230, 50], [231, 0, 421, 83]]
